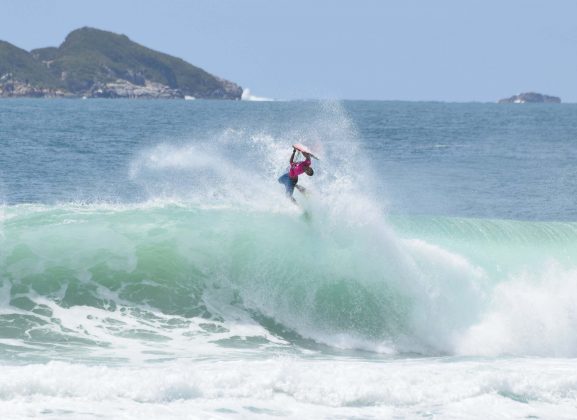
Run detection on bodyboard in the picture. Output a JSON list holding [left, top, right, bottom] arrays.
[[293, 143, 320, 160]]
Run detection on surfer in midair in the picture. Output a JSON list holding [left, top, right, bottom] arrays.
[[278, 146, 314, 203]]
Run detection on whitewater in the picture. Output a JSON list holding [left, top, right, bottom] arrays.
[[1, 99, 577, 419]]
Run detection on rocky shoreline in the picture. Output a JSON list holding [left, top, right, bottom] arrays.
[[0, 75, 67, 98], [0, 77, 244, 99], [0, 79, 177, 99]]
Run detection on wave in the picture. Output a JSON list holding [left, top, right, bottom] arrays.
[[2, 202, 577, 358], [241, 88, 274, 101]]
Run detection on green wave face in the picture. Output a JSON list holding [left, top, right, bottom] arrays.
[[2, 204, 577, 356], [391, 215, 577, 274], [1, 204, 412, 349]]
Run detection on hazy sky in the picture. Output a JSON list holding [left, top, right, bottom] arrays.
[[2, 0, 577, 102]]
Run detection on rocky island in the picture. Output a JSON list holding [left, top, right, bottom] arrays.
[[498, 92, 561, 104], [0, 27, 242, 99]]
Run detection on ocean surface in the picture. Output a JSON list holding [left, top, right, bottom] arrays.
[[1, 99, 577, 419]]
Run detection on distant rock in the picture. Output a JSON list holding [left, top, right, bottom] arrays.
[[0, 27, 243, 99], [498, 92, 561, 104]]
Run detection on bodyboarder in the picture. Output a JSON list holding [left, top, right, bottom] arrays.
[[278, 147, 314, 203]]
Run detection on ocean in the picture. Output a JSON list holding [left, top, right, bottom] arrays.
[[1, 99, 577, 419]]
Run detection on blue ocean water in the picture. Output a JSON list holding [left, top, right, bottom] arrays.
[[1, 99, 577, 419], [2, 100, 577, 219]]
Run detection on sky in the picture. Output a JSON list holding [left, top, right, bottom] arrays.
[[2, 0, 577, 102]]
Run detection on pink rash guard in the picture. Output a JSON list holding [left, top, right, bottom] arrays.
[[289, 158, 311, 179]]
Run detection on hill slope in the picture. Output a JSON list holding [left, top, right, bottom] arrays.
[[0, 41, 65, 96]]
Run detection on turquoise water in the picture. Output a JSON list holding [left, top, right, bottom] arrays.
[[1, 99, 577, 418]]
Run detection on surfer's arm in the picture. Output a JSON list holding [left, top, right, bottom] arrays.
[[290, 148, 297, 164]]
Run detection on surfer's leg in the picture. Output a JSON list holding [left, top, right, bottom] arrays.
[[288, 178, 298, 197], [278, 173, 296, 197]]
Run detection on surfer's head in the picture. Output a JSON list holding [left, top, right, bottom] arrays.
[[305, 167, 314, 176]]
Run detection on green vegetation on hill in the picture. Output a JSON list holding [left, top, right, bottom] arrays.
[[1, 27, 242, 99], [30, 47, 60, 62], [0, 41, 61, 87]]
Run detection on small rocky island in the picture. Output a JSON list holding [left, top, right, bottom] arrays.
[[0, 27, 242, 99], [498, 92, 561, 104]]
